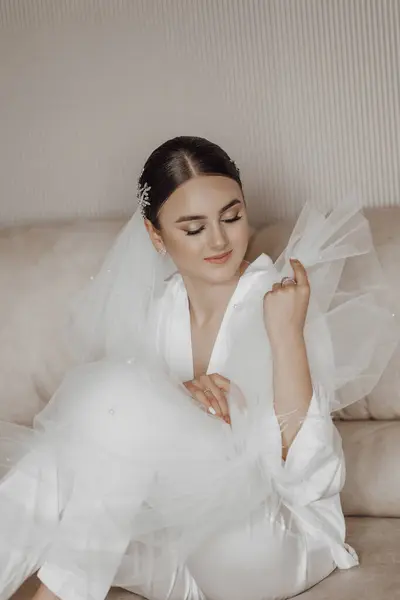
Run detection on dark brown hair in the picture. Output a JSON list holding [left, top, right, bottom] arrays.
[[138, 136, 242, 228]]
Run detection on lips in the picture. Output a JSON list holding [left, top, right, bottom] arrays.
[[204, 250, 233, 264]]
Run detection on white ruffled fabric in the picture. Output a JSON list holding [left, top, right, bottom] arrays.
[[0, 203, 397, 600]]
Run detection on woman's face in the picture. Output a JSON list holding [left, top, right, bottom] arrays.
[[148, 175, 250, 283]]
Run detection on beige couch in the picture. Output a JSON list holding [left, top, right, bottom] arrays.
[[3, 207, 399, 600]]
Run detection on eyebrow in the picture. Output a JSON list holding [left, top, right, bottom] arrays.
[[174, 199, 242, 223]]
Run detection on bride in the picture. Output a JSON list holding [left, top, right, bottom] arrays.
[[0, 136, 397, 600]]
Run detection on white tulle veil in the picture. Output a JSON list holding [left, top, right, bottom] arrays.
[[272, 200, 399, 410], [66, 208, 176, 364]]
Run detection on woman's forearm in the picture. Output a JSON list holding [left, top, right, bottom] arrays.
[[271, 332, 313, 461], [32, 583, 59, 600]]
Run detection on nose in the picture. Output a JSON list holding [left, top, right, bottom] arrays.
[[208, 222, 229, 251]]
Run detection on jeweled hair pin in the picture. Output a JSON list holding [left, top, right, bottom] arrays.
[[137, 179, 151, 218], [230, 158, 240, 177]]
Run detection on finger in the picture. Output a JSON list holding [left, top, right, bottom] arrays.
[[199, 375, 226, 419], [186, 380, 227, 421], [208, 373, 231, 394], [190, 380, 219, 414], [272, 282, 282, 292], [281, 277, 297, 288], [209, 374, 231, 425], [195, 378, 221, 418], [191, 387, 217, 414], [289, 258, 309, 287], [203, 375, 230, 422], [182, 380, 197, 395]]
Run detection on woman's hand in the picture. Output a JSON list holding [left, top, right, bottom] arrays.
[[183, 373, 231, 424], [263, 258, 310, 348]]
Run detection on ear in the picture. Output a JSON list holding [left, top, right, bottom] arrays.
[[144, 219, 165, 253]]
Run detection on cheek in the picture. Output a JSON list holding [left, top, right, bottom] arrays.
[[229, 219, 250, 248], [165, 231, 203, 263]]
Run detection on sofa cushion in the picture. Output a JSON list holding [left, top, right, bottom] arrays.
[[296, 517, 400, 599], [247, 207, 400, 420], [0, 218, 124, 424], [337, 420, 400, 517]]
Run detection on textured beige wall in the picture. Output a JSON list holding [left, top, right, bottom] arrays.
[[0, 0, 399, 226]]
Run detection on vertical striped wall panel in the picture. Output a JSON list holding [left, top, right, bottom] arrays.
[[0, 0, 399, 224]]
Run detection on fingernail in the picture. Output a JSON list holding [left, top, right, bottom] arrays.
[[208, 407, 217, 415], [224, 416, 231, 425]]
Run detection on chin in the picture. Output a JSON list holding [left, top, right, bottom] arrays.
[[202, 255, 244, 282]]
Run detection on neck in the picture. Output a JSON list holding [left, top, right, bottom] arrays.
[[182, 260, 249, 327]]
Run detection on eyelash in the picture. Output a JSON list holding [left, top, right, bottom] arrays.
[[185, 215, 242, 236]]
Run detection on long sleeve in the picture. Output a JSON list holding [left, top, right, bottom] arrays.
[[274, 384, 345, 506], [268, 383, 359, 569]]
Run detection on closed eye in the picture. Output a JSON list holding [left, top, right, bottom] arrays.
[[222, 215, 242, 224], [186, 227, 205, 236], [185, 214, 242, 236]]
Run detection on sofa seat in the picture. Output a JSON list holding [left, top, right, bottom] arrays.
[[297, 517, 400, 599], [11, 517, 400, 600]]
